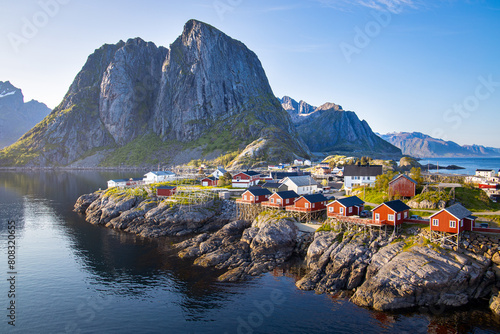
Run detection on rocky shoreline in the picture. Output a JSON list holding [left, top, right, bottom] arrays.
[[74, 189, 500, 314]]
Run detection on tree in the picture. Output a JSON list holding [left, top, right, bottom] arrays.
[[410, 167, 423, 186], [375, 170, 398, 192], [218, 172, 233, 187]]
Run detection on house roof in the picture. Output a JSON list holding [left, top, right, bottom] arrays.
[[389, 174, 417, 185], [214, 167, 227, 173], [109, 179, 128, 183], [270, 171, 301, 180], [146, 171, 175, 176], [157, 186, 177, 190], [273, 190, 299, 200], [283, 176, 318, 187], [262, 182, 281, 189], [431, 203, 475, 220], [237, 171, 260, 177], [344, 165, 383, 177], [301, 194, 328, 203], [331, 196, 364, 207], [374, 200, 410, 213], [477, 169, 495, 172], [244, 188, 272, 197], [201, 176, 218, 181]]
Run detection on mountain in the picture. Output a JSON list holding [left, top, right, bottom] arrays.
[[0, 20, 309, 167], [380, 132, 500, 158], [279, 96, 402, 158], [0, 81, 51, 148]]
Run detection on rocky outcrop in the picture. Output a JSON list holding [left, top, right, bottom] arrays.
[[0, 20, 309, 167], [407, 199, 447, 210], [74, 189, 236, 238], [175, 212, 300, 282], [0, 81, 51, 149], [297, 230, 495, 311]]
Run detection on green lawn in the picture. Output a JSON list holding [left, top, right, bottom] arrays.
[[455, 187, 500, 212]]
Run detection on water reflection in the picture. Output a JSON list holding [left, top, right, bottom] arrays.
[[1, 170, 500, 333]]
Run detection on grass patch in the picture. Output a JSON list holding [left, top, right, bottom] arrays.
[[455, 187, 500, 212], [352, 187, 386, 204]]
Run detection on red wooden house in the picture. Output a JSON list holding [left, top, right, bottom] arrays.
[[286, 194, 328, 212], [429, 203, 476, 234], [372, 200, 410, 225], [232, 171, 260, 188], [237, 188, 272, 204], [157, 186, 177, 197], [262, 191, 299, 209], [388, 174, 417, 198], [327, 196, 364, 217], [201, 176, 218, 187]]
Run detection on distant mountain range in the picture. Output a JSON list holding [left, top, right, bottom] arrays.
[[380, 132, 500, 158], [0, 81, 51, 148], [280, 96, 402, 158]]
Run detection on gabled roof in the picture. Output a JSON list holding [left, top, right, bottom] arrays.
[[282, 176, 318, 187], [273, 190, 299, 200], [214, 167, 227, 173], [157, 185, 177, 190], [201, 176, 218, 181], [110, 179, 128, 183], [344, 165, 383, 177], [373, 200, 410, 213], [270, 171, 301, 180], [431, 203, 475, 220], [477, 169, 495, 172], [146, 171, 175, 176], [244, 188, 272, 197], [389, 174, 417, 185], [331, 196, 364, 208], [262, 182, 281, 189], [301, 194, 328, 203], [236, 171, 260, 177]]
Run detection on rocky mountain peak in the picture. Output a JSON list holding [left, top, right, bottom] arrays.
[[0, 20, 309, 167]]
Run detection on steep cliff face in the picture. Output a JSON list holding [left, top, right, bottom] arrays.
[[0, 81, 51, 148], [282, 97, 401, 157], [0, 20, 309, 167], [381, 132, 500, 158], [100, 38, 167, 145]]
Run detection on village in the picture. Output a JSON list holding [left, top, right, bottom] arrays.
[[105, 159, 500, 248]]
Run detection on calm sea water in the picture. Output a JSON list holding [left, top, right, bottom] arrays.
[[1, 170, 500, 333], [418, 157, 500, 175]]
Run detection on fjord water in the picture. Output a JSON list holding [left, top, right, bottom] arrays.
[[1, 171, 500, 334], [418, 157, 500, 175]]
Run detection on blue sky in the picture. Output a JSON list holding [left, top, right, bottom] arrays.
[[0, 0, 499, 147]]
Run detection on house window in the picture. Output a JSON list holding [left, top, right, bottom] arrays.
[[404, 212, 408, 218], [450, 220, 456, 228], [388, 214, 395, 222], [349, 207, 353, 213], [432, 219, 439, 226], [244, 195, 247, 200], [305, 203, 309, 208], [277, 199, 282, 204], [340, 207, 344, 214], [375, 213, 380, 221], [286, 199, 289, 204], [397, 213, 401, 220], [329, 207, 333, 212], [460, 220, 463, 227], [270, 198, 274, 203], [312, 203, 316, 208]]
